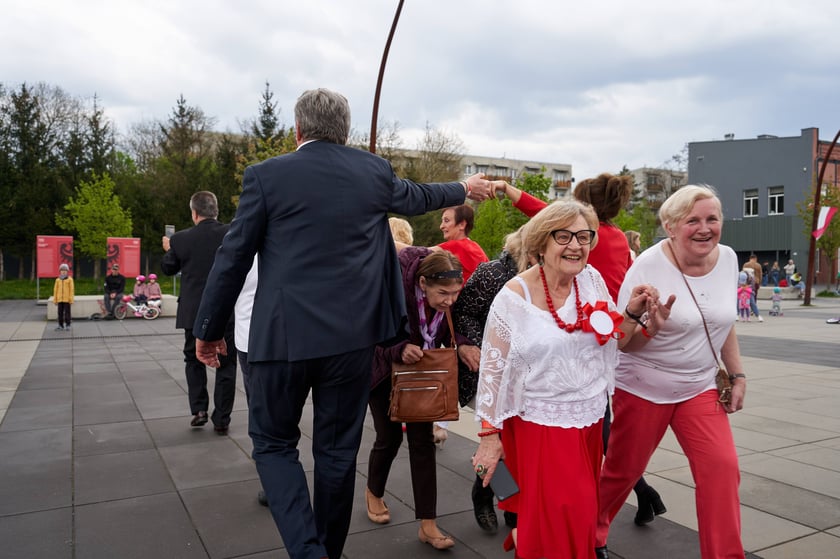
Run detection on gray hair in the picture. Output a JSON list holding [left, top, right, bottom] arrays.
[[294, 88, 351, 145], [190, 191, 219, 219]]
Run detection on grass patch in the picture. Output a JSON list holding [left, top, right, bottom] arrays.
[[0, 277, 178, 300]]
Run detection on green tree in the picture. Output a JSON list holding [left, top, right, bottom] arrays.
[[56, 173, 132, 280], [471, 171, 552, 258], [614, 201, 658, 250]]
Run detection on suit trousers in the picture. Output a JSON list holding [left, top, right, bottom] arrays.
[[248, 346, 375, 559], [367, 375, 437, 519], [183, 325, 237, 428], [597, 389, 743, 558]]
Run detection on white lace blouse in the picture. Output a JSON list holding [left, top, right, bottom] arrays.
[[475, 266, 617, 429]]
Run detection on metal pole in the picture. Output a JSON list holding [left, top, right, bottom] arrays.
[[369, 0, 405, 154], [804, 128, 840, 305]]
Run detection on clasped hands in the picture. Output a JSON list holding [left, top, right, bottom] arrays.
[[625, 284, 676, 337]]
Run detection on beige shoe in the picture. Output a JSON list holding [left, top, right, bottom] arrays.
[[433, 425, 448, 448], [418, 525, 455, 550], [365, 487, 390, 524]]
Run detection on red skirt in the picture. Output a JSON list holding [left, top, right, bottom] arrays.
[[500, 416, 603, 559]]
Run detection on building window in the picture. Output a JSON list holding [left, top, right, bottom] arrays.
[[743, 189, 758, 217], [768, 186, 784, 215], [463, 164, 474, 175]]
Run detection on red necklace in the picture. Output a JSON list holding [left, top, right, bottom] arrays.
[[539, 265, 584, 332]]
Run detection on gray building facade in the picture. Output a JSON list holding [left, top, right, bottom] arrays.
[[688, 128, 821, 277]]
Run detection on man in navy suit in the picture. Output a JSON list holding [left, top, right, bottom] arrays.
[[193, 88, 490, 559], [161, 191, 237, 434]]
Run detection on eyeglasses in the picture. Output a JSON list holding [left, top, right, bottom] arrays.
[[550, 229, 596, 245]]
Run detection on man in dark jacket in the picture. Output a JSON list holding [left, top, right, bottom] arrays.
[[103, 264, 125, 316], [161, 191, 236, 433]]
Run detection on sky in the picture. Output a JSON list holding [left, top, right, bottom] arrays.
[[3, 0, 840, 183]]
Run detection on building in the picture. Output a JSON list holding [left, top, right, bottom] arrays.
[[628, 167, 688, 211], [460, 154, 574, 200], [688, 128, 840, 284]]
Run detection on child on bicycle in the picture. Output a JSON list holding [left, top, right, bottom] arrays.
[[146, 273, 162, 307], [133, 275, 148, 304], [770, 286, 783, 316]]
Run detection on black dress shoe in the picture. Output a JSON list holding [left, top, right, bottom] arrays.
[[471, 475, 498, 533], [257, 490, 268, 506], [213, 425, 229, 435], [595, 546, 610, 559], [635, 486, 667, 526], [190, 411, 208, 427]]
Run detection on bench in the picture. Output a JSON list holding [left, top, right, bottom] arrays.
[[46, 294, 178, 320], [755, 287, 811, 300]]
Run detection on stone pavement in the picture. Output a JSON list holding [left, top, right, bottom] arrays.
[[1, 297, 839, 558]]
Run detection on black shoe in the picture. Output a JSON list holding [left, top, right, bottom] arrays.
[[213, 425, 229, 435], [257, 490, 268, 506], [635, 486, 667, 526], [503, 510, 517, 528], [190, 411, 208, 427], [595, 546, 610, 559], [471, 476, 498, 533]]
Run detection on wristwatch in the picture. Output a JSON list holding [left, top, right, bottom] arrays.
[[729, 373, 747, 382]]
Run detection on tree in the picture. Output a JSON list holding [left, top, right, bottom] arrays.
[[55, 173, 132, 280], [471, 171, 552, 258], [614, 201, 658, 251]]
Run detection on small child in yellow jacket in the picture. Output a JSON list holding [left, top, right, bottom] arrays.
[[53, 263, 74, 331]]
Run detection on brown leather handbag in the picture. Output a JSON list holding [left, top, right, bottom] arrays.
[[389, 309, 460, 422]]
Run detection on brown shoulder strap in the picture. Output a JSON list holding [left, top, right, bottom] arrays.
[[665, 241, 720, 368]]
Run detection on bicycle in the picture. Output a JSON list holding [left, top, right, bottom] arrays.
[[113, 295, 161, 320]]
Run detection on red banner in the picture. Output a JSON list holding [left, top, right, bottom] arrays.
[[107, 237, 141, 277], [36, 235, 74, 278]]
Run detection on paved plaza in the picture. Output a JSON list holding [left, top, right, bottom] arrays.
[[1, 296, 838, 558]]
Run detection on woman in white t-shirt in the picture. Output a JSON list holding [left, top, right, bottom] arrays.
[[595, 185, 747, 559]]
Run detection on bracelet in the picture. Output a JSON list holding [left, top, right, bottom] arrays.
[[480, 420, 495, 430], [729, 373, 747, 382], [624, 306, 648, 330], [461, 180, 471, 196], [478, 428, 502, 437]]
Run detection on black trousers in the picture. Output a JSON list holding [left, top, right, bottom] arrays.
[[367, 374, 437, 519], [183, 324, 237, 428], [248, 346, 374, 559], [57, 302, 71, 327]]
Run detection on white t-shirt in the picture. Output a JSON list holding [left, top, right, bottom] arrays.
[[616, 241, 738, 404], [475, 265, 617, 429], [234, 256, 258, 353]]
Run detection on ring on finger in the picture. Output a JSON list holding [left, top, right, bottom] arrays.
[[475, 464, 486, 476]]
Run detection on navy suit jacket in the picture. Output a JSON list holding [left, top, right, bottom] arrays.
[[193, 141, 466, 362], [161, 218, 230, 330]]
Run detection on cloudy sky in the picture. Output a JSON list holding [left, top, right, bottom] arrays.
[[3, 0, 839, 182]]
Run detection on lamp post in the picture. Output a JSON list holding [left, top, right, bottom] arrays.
[[369, 0, 405, 154], [804, 128, 840, 305]]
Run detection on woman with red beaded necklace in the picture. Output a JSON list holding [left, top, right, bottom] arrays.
[[471, 200, 665, 559]]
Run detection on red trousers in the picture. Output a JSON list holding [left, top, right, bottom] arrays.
[[597, 389, 744, 559]]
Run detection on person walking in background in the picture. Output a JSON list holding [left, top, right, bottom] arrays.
[[189, 88, 491, 559], [53, 263, 74, 331], [596, 185, 746, 559], [388, 216, 414, 245], [738, 272, 753, 322], [625, 230, 642, 260], [784, 258, 796, 285], [438, 204, 488, 282], [743, 254, 763, 322], [161, 191, 237, 435], [103, 264, 125, 317]]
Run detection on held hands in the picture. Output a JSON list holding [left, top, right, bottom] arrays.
[[463, 173, 492, 202], [196, 338, 228, 368], [400, 343, 424, 364], [458, 344, 481, 372]]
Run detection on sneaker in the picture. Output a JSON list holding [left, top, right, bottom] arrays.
[[758, 316, 764, 323], [65, 324, 71, 330], [55, 326, 64, 331]]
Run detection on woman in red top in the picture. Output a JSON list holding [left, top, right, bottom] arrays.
[[438, 204, 489, 283]]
